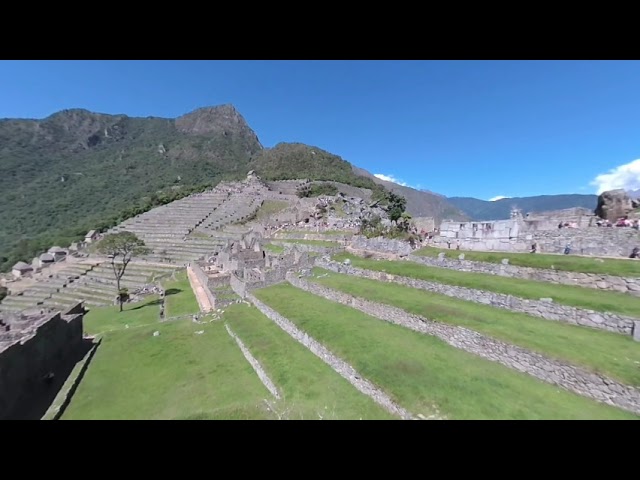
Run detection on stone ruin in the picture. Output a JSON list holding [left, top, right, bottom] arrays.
[[195, 230, 316, 305], [436, 198, 640, 257], [0, 302, 89, 419]]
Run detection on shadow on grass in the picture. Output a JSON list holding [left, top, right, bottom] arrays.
[[164, 288, 182, 296], [128, 299, 162, 310]]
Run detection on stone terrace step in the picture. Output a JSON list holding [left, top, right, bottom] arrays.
[[50, 291, 111, 306], [63, 286, 115, 301]]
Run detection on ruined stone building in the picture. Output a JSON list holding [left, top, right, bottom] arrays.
[[0, 303, 88, 420]]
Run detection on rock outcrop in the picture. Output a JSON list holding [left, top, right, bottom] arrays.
[[594, 189, 634, 220]]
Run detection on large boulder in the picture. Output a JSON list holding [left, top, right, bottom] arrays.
[[595, 189, 634, 220]]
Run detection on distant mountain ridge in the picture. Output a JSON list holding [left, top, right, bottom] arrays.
[[447, 194, 599, 220], [351, 166, 468, 221]]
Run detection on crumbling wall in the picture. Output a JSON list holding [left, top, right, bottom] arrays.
[[0, 309, 84, 420]]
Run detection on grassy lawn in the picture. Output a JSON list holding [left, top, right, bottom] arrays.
[[62, 320, 274, 420], [162, 270, 200, 317], [415, 246, 640, 277], [187, 231, 212, 239], [311, 268, 640, 386], [254, 284, 637, 419], [277, 239, 341, 247], [254, 200, 289, 221], [280, 229, 354, 236], [83, 295, 161, 335], [224, 303, 394, 419], [333, 253, 640, 318], [264, 243, 285, 254]]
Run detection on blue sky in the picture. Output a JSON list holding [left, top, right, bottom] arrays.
[[1, 60, 640, 200]]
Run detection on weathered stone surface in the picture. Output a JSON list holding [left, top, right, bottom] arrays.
[[634, 321, 640, 342], [287, 272, 640, 416], [595, 189, 634, 221]]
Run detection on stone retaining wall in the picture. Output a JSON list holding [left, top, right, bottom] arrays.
[[351, 235, 413, 256], [272, 241, 345, 255], [407, 253, 640, 297], [285, 272, 640, 416], [246, 291, 416, 419], [315, 259, 638, 336], [225, 324, 280, 399], [345, 236, 640, 296]]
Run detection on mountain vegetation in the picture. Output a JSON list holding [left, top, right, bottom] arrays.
[[0, 105, 262, 272], [0, 105, 406, 272], [447, 194, 598, 220], [0, 102, 600, 273]]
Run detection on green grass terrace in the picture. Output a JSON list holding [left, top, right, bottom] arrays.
[[224, 303, 393, 419], [333, 253, 640, 318], [254, 283, 637, 419], [62, 285, 392, 419], [280, 229, 355, 236], [311, 267, 640, 387], [415, 246, 640, 278], [275, 239, 342, 248]]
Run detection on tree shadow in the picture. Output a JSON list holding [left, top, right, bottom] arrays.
[[164, 288, 182, 296], [128, 299, 163, 310]]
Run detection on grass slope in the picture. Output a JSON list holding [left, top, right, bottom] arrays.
[[61, 320, 273, 420], [162, 270, 200, 317], [415, 246, 640, 277], [83, 295, 161, 335], [311, 268, 640, 386], [224, 303, 393, 419], [334, 253, 640, 318], [277, 239, 341, 247], [254, 283, 637, 419]]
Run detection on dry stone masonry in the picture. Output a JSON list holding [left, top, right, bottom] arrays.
[[286, 272, 640, 416], [246, 292, 417, 420], [407, 252, 640, 297], [437, 206, 640, 257], [0, 303, 87, 419], [315, 258, 639, 336], [225, 323, 280, 399], [345, 235, 640, 297]]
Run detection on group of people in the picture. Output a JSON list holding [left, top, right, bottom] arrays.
[[595, 217, 639, 229]]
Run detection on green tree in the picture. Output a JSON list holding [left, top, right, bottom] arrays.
[[386, 192, 407, 222], [95, 232, 152, 312]]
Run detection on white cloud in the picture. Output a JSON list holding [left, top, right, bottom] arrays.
[[590, 159, 640, 194], [374, 173, 409, 187], [489, 195, 509, 201]]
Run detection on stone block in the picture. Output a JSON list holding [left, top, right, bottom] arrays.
[[633, 321, 640, 342]]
